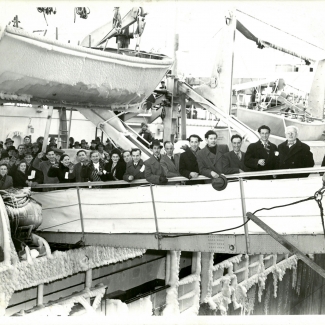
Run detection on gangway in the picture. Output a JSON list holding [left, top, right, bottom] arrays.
[[77, 107, 152, 159], [177, 81, 259, 144]]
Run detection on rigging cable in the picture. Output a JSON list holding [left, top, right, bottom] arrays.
[[236, 9, 325, 51]]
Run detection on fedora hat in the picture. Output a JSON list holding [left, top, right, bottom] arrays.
[[150, 139, 163, 149], [5, 138, 14, 145], [211, 175, 228, 191], [186, 134, 203, 142]]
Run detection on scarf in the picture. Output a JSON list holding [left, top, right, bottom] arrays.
[[0, 174, 7, 187], [207, 145, 217, 155], [89, 159, 106, 184]]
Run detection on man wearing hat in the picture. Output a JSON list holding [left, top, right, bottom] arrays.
[[5, 138, 14, 149], [74, 141, 81, 149], [160, 141, 181, 178], [90, 140, 97, 150], [196, 130, 229, 179], [138, 122, 153, 148], [179, 134, 202, 181], [31, 142, 41, 158], [144, 140, 168, 185]]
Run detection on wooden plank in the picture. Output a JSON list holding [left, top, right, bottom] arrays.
[[247, 212, 325, 279]]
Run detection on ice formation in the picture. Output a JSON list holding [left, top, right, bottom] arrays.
[[162, 251, 202, 316], [162, 251, 180, 316], [0, 246, 146, 314], [202, 253, 298, 315]]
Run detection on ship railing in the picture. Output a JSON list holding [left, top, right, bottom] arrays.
[[30, 166, 325, 254], [30, 166, 325, 189]]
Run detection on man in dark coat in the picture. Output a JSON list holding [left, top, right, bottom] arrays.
[[123, 148, 146, 182], [196, 130, 229, 179], [137, 123, 154, 148], [144, 140, 168, 185], [160, 141, 181, 178], [278, 126, 314, 178], [222, 134, 250, 175], [179, 134, 202, 183], [244, 125, 278, 178], [73, 150, 89, 182]]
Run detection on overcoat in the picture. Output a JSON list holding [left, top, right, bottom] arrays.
[[123, 159, 146, 181], [196, 145, 229, 178], [160, 154, 181, 178], [278, 139, 314, 178], [144, 156, 166, 184], [222, 151, 250, 175]]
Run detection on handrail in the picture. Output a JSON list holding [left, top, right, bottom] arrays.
[[30, 167, 325, 189], [121, 119, 151, 147]]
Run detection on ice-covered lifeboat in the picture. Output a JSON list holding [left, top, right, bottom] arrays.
[[0, 25, 173, 107]]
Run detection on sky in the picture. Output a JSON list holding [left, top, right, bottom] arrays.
[[1, 1, 325, 80]]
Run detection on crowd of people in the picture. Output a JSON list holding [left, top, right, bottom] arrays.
[[0, 123, 317, 191]]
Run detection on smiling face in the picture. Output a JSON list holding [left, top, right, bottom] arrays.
[[112, 153, 120, 164], [206, 134, 217, 147], [24, 154, 33, 165], [77, 151, 87, 162], [0, 165, 8, 177], [61, 155, 70, 167], [259, 128, 270, 142], [46, 150, 56, 163], [189, 136, 200, 151], [231, 138, 242, 153], [132, 150, 141, 164], [90, 152, 100, 164], [19, 162, 27, 173]]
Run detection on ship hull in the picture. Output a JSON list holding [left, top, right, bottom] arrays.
[[236, 107, 325, 141]]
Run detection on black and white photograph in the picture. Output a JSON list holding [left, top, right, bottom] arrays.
[[1, 0, 325, 323]]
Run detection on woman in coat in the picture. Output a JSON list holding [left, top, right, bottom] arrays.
[[47, 154, 76, 184], [105, 149, 126, 181], [0, 163, 13, 190], [13, 160, 29, 188]]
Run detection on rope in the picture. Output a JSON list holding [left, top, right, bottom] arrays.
[[236, 9, 325, 51]]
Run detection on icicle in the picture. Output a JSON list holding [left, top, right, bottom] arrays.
[[0, 246, 146, 311], [162, 251, 180, 316], [292, 265, 297, 289]]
